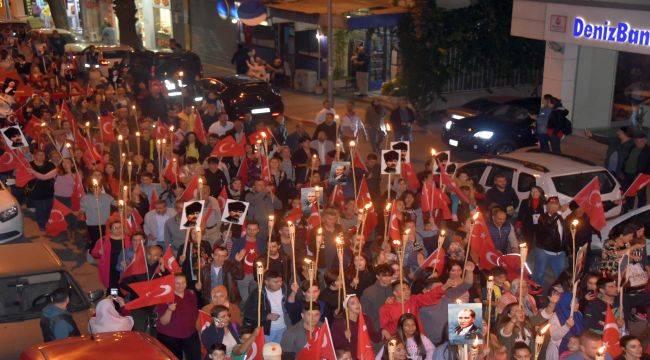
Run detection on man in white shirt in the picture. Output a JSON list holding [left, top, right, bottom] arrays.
[[143, 199, 176, 247], [340, 100, 367, 142], [314, 99, 336, 125], [208, 113, 234, 137], [310, 131, 335, 166]]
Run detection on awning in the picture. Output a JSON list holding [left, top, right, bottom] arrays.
[[346, 12, 405, 29]]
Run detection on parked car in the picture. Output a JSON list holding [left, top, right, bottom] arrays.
[[20, 331, 177, 360], [454, 148, 623, 218], [27, 28, 80, 45], [0, 182, 23, 244], [0, 20, 31, 40], [444, 96, 521, 122], [0, 243, 103, 359], [196, 75, 284, 123], [591, 205, 650, 251], [124, 49, 202, 94], [64, 43, 134, 77], [442, 97, 540, 155]]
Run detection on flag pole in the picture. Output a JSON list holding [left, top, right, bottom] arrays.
[[570, 219, 579, 288], [335, 235, 350, 333], [288, 221, 297, 286], [92, 178, 104, 255], [305, 258, 315, 339], [518, 243, 528, 308], [462, 212, 479, 279], [349, 140, 357, 196], [181, 228, 191, 260], [434, 230, 446, 277], [266, 215, 275, 268], [118, 199, 127, 270], [256, 261, 264, 328], [486, 276, 494, 349], [196, 227, 202, 291]]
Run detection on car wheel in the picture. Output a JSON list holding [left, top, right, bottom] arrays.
[[493, 142, 516, 155]]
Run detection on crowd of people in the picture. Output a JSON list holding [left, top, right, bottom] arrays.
[[0, 29, 647, 360]]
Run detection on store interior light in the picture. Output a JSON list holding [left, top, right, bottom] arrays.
[[260, 20, 269, 26], [231, 18, 238, 24]]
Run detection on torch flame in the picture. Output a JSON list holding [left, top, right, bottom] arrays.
[[571, 219, 579, 227], [349, 140, 356, 147], [472, 212, 480, 221], [430, 148, 436, 156], [540, 323, 550, 334]]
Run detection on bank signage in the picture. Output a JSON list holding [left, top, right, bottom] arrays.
[[544, 3, 650, 55]]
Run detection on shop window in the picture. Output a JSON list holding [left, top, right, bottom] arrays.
[[611, 52, 650, 126]]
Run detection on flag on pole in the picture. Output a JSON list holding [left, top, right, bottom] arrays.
[[419, 247, 446, 275], [162, 244, 182, 274], [623, 173, 650, 197], [469, 211, 502, 270], [99, 114, 116, 142], [602, 305, 622, 357], [356, 177, 378, 237], [193, 112, 208, 144], [295, 318, 336, 360], [124, 274, 175, 310], [211, 135, 246, 157], [197, 310, 212, 334], [120, 242, 148, 281], [401, 162, 420, 191], [246, 328, 266, 360], [574, 177, 606, 230], [45, 199, 72, 236], [357, 312, 375, 360]]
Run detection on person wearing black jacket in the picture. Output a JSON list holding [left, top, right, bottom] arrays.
[[532, 197, 570, 287], [517, 186, 546, 246], [565, 208, 598, 273], [546, 97, 570, 154], [622, 132, 650, 212], [484, 174, 519, 216], [585, 126, 634, 180], [199, 246, 244, 305]]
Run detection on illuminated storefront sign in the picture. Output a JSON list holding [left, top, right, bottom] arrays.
[[573, 17, 650, 47]]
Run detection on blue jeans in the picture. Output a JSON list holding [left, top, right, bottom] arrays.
[[537, 133, 550, 153], [266, 327, 286, 343], [394, 125, 412, 141], [532, 248, 567, 286], [32, 198, 53, 230]]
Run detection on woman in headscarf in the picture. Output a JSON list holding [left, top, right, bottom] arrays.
[[199, 285, 242, 328], [88, 297, 134, 334]]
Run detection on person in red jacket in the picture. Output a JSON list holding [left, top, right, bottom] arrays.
[[379, 261, 476, 339]]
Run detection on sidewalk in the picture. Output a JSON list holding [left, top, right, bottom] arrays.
[[203, 63, 608, 167]]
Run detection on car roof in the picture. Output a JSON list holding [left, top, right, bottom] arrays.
[[21, 331, 176, 360], [218, 75, 267, 86], [492, 149, 603, 175], [0, 243, 63, 277], [65, 43, 133, 53], [0, 20, 28, 25]]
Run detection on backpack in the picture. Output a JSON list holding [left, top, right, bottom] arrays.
[[560, 115, 573, 136]]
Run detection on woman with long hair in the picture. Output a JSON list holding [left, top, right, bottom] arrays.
[[377, 313, 434, 360], [103, 162, 119, 197], [178, 131, 202, 160], [346, 253, 375, 296], [517, 185, 546, 245], [53, 158, 78, 242], [331, 295, 380, 358]]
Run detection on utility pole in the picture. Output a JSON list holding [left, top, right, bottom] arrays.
[[327, 0, 333, 104]]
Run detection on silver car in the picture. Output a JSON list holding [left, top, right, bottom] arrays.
[[0, 185, 22, 244]]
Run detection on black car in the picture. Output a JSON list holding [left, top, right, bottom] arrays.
[[196, 76, 284, 122], [124, 50, 202, 90], [441, 97, 540, 155]]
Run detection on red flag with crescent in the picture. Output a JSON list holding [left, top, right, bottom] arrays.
[[247, 129, 268, 145], [154, 120, 170, 139], [0, 149, 18, 172], [124, 274, 175, 310], [194, 112, 208, 144], [623, 173, 650, 197], [180, 176, 200, 202], [45, 199, 72, 236], [439, 164, 471, 204], [149, 189, 159, 211], [357, 312, 375, 360], [71, 173, 84, 211], [217, 187, 228, 212], [284, 207, 302, 224], [99, 115, 116, 142], [574, 177, 606, 231], [247, 328, 266, 360], [602, 305, 622, 357], [330, 184, 345, 210], [388, 201, 402, 241], [162, 245, 182, 274], [469, 211, 502, 270], [237, 156, 250, 186], [23, 115, 44, 140], [211, 135, 246, 157], [14, 153, 35, 187], [260, 154, 271, 182], [432, 185, 452, 220], [353, 151, 367, 172], [307, 204, 321, 229], [356, 177, 378, 237], [197, 310, 212, 334], [420, 180, 434, 214], [163, 158, 177, 184], [120, 242, 148, 282], [420, 246, 446, 275], [296, 319, 336, 360]]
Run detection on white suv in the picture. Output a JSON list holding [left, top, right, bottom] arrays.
[[454, 148, 623, 218]]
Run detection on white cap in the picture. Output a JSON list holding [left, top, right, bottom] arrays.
[[263, 342, 282, 360]]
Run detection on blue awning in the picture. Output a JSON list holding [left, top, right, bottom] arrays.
[[237, 0, 268, 26], [345, 13, 405, 29]]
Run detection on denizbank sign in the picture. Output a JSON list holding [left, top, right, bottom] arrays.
[[544, 3, 650, 55], [573, 18, 650, 47]]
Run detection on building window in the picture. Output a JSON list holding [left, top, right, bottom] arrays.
[[611, 52, 650, 127]]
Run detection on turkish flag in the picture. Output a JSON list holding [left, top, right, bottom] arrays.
[[247, 329, 266, 360], [296, 319, 336, 360], [163, 158, 178, 184], [154, 120, 170, 139], [197, 310, 212, 334], [217, 187, 228, 212], [260, 154, 271, 182], [162, 245, 182, 274], [420, 180, 434, 214], [574, 177, 606, 230], [329, 184, 345, 210], [248, 129, 269, 145], [120, 242, 148, 281], [124, 274, 175, 310], [623, 173, 650, 197], [14, 163, 35, 187], [71, 173, 84, 211], [401, 162, 420, 191], [432, 184, 452, 220], [284, 207, 302, 224], [45, 199, 72, 236], [149, 189, 159, 211], [469, 211, 502, 270], [60, 103, 76, 128], [439, 165, 471, 204], [357, 312, 375, 360], [420, 246, 446, 275], [307, 204, 321, 229], [237, 156, 250, 186], [211, 135, 246, 157], [23, 115, 44, 139], [99, 115, 116, 142], [353, 151, 367, 172], [180, 176, 200, 202], [388, 201, 402, 241], [194, 112, 208, 144], [0, 149, 18, 172], [603, 305, 623, 357], [356, 177, 378, 238]]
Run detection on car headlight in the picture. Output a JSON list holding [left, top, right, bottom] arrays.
[[445, 120, 453, 130], [451, 114, 465, 120], [0, 205, 18, 222], [473, 131, 494, 140], [164, 79, 176, 91]]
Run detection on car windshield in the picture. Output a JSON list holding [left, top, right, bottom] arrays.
[[0, 271, 86, 323], [551, 170, 617, 197], [102, 50, 131, 59], [462, 99, 498, 112], [155, 55, 201, 78], [61, 33, 78, 43], [486, 104, 531, 121]]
